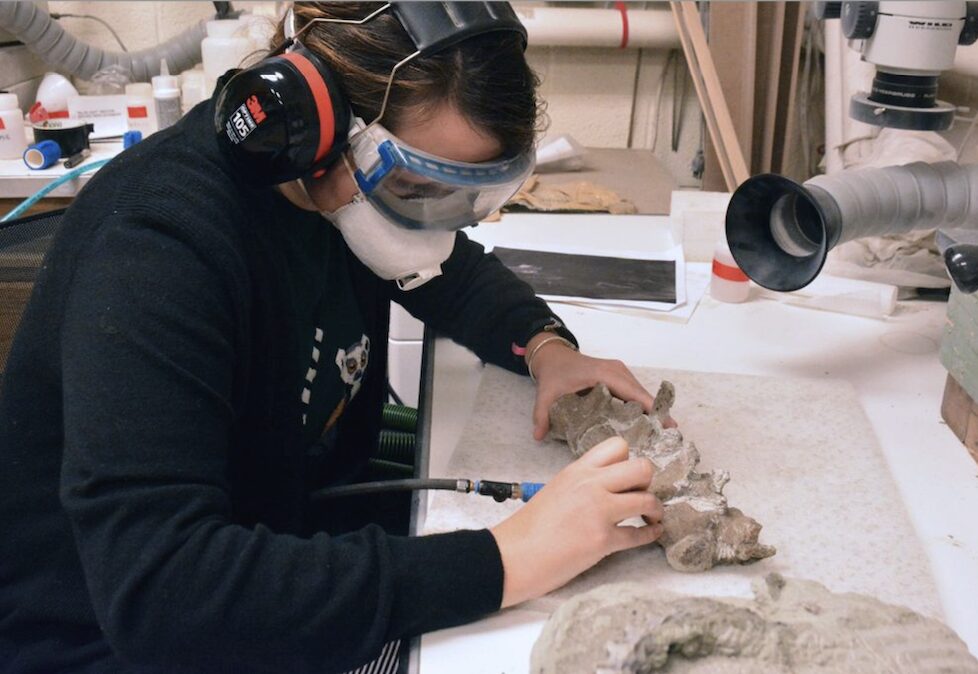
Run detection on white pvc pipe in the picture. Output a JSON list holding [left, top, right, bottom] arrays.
[[824, 21, 845, 174], [823, 22, 878, 174], [514, 6, 679, 49]]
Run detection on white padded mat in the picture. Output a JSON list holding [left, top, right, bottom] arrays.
[[421, 365, 942, 618]]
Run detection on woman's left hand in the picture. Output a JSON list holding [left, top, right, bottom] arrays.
[[528, 336, 668, 441]]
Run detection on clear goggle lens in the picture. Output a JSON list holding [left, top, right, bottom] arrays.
[[349, 124, 535, 231]]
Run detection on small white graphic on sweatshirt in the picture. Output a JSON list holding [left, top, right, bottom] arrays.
[[300, 326, 325, 426]]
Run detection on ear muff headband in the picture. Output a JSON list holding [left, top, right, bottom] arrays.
[[215, 2, 527, 186], [280, 51, 335, 166]]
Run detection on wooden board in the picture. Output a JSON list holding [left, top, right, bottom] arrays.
[[772, 4, 807, 176], [941, 374, 978, 465], [753, 2, 786, 174], [699, 2, 809, 186], [670, 1, 749, 191], [701, 2, 757, 192], [0, 197, 72, 221]]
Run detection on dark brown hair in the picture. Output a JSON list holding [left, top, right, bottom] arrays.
[[271, 2, 543, 157]]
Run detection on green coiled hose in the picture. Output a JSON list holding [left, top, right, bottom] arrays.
[[366, 458, 415, 478], [381, 403, 417, 433], [376, 430, 415, 465]]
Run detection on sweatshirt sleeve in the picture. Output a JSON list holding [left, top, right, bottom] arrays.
[[393, 231, 577, 374], [59, 216, 503, 672]]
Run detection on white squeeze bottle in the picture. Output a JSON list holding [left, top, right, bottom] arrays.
[[125, 83, 158, 136], [180, 69, 207, 115], [0, 92, 27, 160], [201, 19, 250, 97], [152, 60, 182, 130]]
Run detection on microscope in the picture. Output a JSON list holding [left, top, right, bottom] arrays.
[[726, 2, 978, 293]]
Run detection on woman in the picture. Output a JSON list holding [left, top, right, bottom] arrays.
[[0, 3, 664, 672]]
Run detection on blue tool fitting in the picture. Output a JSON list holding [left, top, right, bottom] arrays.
[[122, 130, 142, 149], [472, 479, 545, 503], [519, 482, 544, 502], [23, 139, 62, 170]]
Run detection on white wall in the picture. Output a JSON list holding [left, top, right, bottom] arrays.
[[47, 1, 218, 47], [528, 44, 701, 185], [39, 1, 702, 184]]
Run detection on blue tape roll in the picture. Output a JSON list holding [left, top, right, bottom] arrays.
[[23, 139, 62, 170]]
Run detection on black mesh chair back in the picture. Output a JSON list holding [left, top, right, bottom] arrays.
[[0, 208, 66, 374]]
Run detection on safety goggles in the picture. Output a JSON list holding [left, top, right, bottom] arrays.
[[348, 123, 535, 231]]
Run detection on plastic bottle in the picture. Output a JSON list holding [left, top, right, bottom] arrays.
[[180, 69, 207, 114], [0, 92, 27, 160], [31, 72, 77, 122], [201, 19, 250, 97], [710, 239, 751, 303], [152, 59, 182, 130], [125, 83, 158, 137]]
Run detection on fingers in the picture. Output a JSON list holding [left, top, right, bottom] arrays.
[[608, 489, 663, 524], [577, 436, 629, 467], [532, 392, 553, 442], [602, 362, 655, 413], [598, 456, 654, 493]]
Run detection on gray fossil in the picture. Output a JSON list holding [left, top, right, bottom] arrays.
[[531, 574, 978, 673], [549, 382, 775, 572]]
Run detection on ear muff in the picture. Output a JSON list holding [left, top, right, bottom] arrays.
[[214, 42, 352, 186]]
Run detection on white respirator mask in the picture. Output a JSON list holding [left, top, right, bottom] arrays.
[[317, 156, 456, 291]]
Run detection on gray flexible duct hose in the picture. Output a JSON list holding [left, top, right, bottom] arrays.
[[805, 161, 978, 247], [0, 1, 213, 82]]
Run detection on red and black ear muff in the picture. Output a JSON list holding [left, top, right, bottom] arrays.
[[214, 42, 352, 186]]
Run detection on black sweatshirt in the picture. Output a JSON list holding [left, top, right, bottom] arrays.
[[0, 98, 572, 673]]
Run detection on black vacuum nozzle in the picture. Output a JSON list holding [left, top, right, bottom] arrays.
[[725, 174, 841, 292], [944, 244, 978, 294]]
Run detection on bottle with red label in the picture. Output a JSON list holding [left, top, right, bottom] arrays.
[[125, 83, 159, 138], [711, 238, 751, 303], [0, 92, 27, 160]]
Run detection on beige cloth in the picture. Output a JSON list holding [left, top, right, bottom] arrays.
[[485, 175, 637, 221]]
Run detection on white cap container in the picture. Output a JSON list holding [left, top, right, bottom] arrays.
[[201, 19, 250, 96], [0, 92, 27, 160], [152, 60, 182, 130], [125, 82, 158, 137], [710, 239, 751, 303], [33, 72, 77, 120]]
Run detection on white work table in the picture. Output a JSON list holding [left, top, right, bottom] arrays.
[[408, 213, 978, 672]]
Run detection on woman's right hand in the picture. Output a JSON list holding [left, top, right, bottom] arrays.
[[489, 437, 664, 609]]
